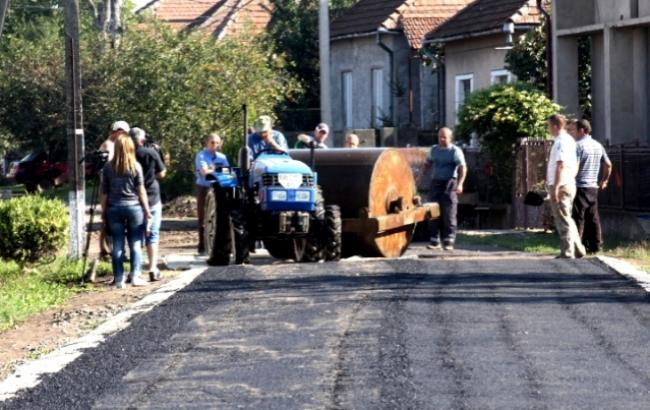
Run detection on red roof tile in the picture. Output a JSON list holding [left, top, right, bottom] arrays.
[[331, 0, 472, 49], [138, 0, 272, 38], [425, 0, 543, 41]]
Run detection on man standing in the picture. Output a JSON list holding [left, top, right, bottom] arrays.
[[546, 114, 586, 259], [195, 133, 230, 254], [132, 127, 167, 280], [418, 127, 467, 250], [248, 115, 288, 157], [568, 119, 612, 254], [295, 123, 330, 149]]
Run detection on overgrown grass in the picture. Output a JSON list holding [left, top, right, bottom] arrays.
[[0, 257, 112, 332], [458, 231, 650, 271]]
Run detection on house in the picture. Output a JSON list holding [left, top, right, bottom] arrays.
[[424, 0, 543, 125], [136, 0, 273, 39], [554, 0, 650, 145], [329, 0, 473, 138]]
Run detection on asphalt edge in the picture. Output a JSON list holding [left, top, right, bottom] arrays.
[[0, 265, 208, 402], [596, 255, 650, 293]]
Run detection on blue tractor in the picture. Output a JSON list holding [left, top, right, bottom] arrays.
[[203, 143, 342, 265]]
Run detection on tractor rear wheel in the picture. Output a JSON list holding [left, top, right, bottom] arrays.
[[205, 188, 233, 266], [231, 209, 249, 264], [323, 205, 342, 261]]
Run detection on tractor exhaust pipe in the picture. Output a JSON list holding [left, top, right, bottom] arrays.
[[239, 104, 251, 174]]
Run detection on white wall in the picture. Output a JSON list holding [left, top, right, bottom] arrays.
[[443, 34, 515, 126]]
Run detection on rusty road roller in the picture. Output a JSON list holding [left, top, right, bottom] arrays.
[[290, 148, 439, 258]]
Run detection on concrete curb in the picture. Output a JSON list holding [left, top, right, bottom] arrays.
[[0, 265, 208, 402], [596, 255, 650, 293]]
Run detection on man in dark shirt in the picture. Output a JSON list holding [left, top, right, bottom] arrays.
[[131, 128, 167, 280]]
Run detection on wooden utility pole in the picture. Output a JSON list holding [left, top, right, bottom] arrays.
[[64, 0, 85, 258], [0, 0, 9, 40]]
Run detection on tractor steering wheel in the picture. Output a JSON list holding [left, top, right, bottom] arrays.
[[253, 148, 289, 160]]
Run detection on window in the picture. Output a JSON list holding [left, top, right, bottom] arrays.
[[341, 71, 353, 129], [371, 68, 384, 128], [491, 69, 512, 85], [455, 74, 473, 122]]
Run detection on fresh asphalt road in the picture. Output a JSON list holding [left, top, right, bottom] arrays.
[[2, 254, 650, 410]]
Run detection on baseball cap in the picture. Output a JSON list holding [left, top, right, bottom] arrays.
[[111, 120, 130, 133], [254, 116, 273, 133], [315, 122, 329, 135]]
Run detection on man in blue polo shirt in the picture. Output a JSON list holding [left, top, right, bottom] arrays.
[[417, 127, 467, 250], [195, 133, 230, 254], [247, 115, 288, 158]]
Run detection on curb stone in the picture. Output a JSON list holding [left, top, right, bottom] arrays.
[[0, 265, 207, 401], [596, 255, 650, 293]]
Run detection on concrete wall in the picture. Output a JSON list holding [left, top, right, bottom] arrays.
[[443, 34, 515, 126], [554, 1, 650, 145], [330, 33, 438, 133]]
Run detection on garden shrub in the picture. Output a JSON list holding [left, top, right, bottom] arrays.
[[0, 195, 68, 264], [456, 83, 561, 203]]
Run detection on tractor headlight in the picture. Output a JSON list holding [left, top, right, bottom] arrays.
[[295, 190, 311, 202], [270, 190, 287, 201]]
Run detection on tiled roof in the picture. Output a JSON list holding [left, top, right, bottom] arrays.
[[138, 0, 272, 38], [331, 0, 472, 49], [425, 0, 542, 41]]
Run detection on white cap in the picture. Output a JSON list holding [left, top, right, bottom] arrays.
[[111, 121, 130, 133]]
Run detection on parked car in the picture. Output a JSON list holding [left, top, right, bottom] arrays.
[[13, 151, 68, 192]]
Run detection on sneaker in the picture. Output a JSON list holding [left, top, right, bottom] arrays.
[[126, 274, 133, 284], [113, 280, 126, 289], [131, 276, 147, 287], [427, 242, 441, 250], [149, 269, 162, 282], [443, 244, 455, 251]]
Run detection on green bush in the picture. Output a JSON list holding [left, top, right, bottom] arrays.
[[0, 195, 69, 264], [456, 83, 561, 202]]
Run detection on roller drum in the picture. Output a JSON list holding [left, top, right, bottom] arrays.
[[290, 148, 419, 257]]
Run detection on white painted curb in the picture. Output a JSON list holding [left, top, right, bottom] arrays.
[[597, 255, 650, 293], [0, 266, 207, 401]]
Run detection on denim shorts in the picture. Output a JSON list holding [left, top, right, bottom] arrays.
[[146, 202, 162, 245]]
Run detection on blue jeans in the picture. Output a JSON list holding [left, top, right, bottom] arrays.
[[145, 202, 162, 246], [108, 205, 145, 283]]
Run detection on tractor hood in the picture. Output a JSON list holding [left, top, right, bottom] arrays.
[[253, 154, 312, 174]]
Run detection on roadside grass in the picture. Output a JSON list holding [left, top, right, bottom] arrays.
[[0, 258, 112, 332], [458, 231, 650, 271]]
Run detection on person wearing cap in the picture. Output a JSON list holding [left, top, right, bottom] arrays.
[[344, 133, 360, 148], [248, 115, 288, 158], [101, 120, 130, 162], [294, 122, 330, 149], [98, 120, 130, 261], [131, 127, 167, 280], [195, 133, 230, 254]]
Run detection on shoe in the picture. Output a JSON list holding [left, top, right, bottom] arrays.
[[149, 269, 162, 282], [427, 242, 441, 250], [555, 255, 574, 259], [126, 274, 132, 284], [113, 280, 126, 289], [442, 244, 455, 251], [131, 276, 147, 287]]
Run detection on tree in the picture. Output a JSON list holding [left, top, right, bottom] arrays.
[[266, 0, 355, 130], [505, 25, 592, 120], [0, 14, 299, 196], [456, 83, 561, 203]]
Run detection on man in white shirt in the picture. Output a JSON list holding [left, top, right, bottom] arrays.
[[546, 114, 586, 259]]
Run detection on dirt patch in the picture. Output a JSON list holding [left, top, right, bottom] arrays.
[[0, 217, 200, 381], [162, 195, 197, 218]]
